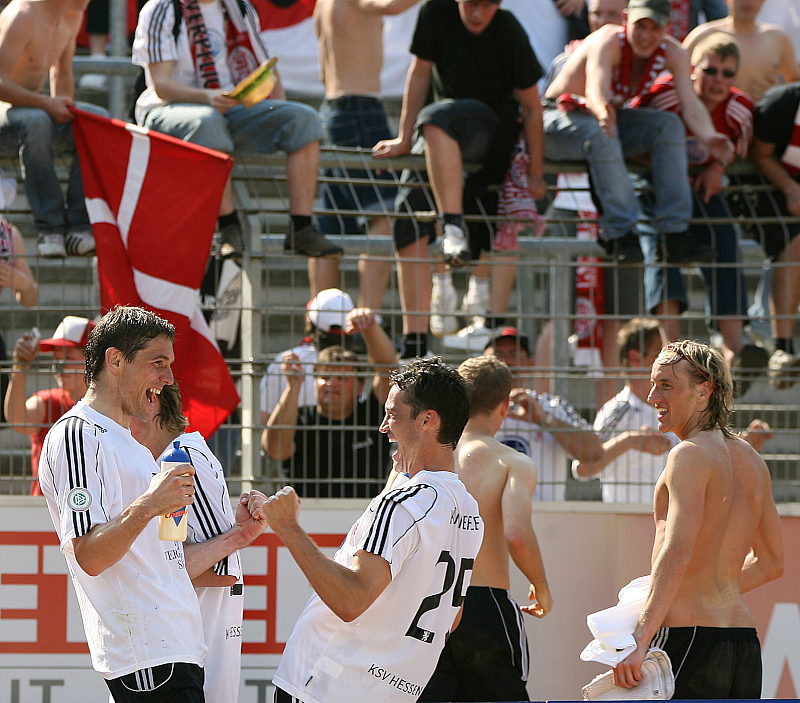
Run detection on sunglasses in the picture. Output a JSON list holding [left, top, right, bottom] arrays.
[[700, 66, 736, 78]]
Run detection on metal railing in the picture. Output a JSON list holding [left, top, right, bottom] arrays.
[[1, 142, 799, 501]]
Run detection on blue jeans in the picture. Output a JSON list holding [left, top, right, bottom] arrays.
[[0, 101, 106, 234], [143, 100, 323, 155], [642, 192, 748, 319], [543, 107, 692, 239]]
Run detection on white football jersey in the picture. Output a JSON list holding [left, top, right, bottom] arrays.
[[168, 432, 244, 703], [496, 392, 591, 501], [38, 402, 205, 679], [274, 470, 484, 703], [574, 386, 679, 503]]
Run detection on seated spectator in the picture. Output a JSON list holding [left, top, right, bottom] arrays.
[[3, 316, 93, 495], [483, 326, 603, 500], [635, 33, 769, 393], [0, 214, 38, 421], [0, 0, 106, 259], [259, 287, 355, 426], [537, 0, 639, 405], [683, 0, 800, 102], [543, 0, 734, 265], [750, 82, 800, 389], [263, 308, 395, 498], [131, 0, 342, 263], [372, 0, 545, 360], [572, 317, 676, 502]]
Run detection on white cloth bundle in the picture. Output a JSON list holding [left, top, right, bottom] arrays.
[[582, 648, 674, 700], [580, 575, 651, 666]]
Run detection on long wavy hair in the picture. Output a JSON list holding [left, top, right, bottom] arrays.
[[655, 340, 735, 438]]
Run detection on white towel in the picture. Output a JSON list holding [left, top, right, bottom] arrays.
[[580, 575, 651, 666]]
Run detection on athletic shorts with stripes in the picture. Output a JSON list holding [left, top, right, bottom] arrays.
[[419, 585, 530, 702], [650, 626, 761, 699], [105, 662, 204, 702]]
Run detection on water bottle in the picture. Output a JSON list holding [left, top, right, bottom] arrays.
[[158, 441, 191, 541]]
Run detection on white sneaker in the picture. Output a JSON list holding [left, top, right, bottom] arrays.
[[768, 349, 800, 390], [461, 276, 490, 317], [440, 222, 470, 269], [79, 73, 108, 91], [37, 233, 66, 258], [64, 230, 96, 256], [430, 273, 459, 337], [442, 322, 493, 353]]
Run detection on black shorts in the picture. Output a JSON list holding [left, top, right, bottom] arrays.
[[651, 626, 761, 699], [275, 686, 305, 703], [419, 586, 529, 702], [106, 662, 204, 702]]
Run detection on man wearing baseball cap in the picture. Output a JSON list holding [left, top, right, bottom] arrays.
[[263, 305, 396, 498], [4, 315, 94, 495], [543, 0, 734, 264], [259, 288, 357, 445], [483, 326, 602, 501]]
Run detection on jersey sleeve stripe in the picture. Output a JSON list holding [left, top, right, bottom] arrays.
[[147, 0, 172, 64], [64, 416, 92, 536], [185, 447, 225, 539], [363, 483, 429, 554], [597, 400, 631, 441]]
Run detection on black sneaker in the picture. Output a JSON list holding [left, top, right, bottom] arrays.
[[597, 231, 643, 265], [660, 230, 715, 264], [284, 223, 343, 258], [219, 221, 244, 260], [732, 343, 769, 397]]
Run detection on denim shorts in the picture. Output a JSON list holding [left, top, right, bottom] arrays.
[[318, 96, 395, 235], [393, 99, 500, 252], [143, 100, 323, 155], [416, 98, 498, 163]]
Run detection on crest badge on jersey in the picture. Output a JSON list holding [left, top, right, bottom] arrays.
[[66, 487, 92, 512]]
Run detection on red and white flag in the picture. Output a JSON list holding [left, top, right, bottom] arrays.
[[71, 108, 239, 437]]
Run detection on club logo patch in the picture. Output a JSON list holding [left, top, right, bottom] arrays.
[[66, 487, 92, 512]]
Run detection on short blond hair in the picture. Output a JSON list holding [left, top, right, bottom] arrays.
[[458, 356, 512, 417], [691, 32, 741, 69]]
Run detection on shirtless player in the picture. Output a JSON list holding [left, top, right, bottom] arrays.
[[420, 355, 552, 702], [0, 0, 101, 258], [614, 340, 783, 698], [683, 0, 800, 101]]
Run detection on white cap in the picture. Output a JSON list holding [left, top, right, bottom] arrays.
[[39, 316, 95, 351], [306, 288, 354, 332]]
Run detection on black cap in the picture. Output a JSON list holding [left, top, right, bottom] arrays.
[[483, 326, 530, 354]]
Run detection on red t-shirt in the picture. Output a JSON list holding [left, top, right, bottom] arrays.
[[637, 73, 754, 164], [29, 388, 75, 496]]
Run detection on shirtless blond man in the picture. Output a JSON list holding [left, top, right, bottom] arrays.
[[313, 0, 418, 306], [683, 0, 800, 101], [614, 340, 783, 698], [420, 355, 551, 702], [0, 0, 101, 258], [544, 0, 732, 265]]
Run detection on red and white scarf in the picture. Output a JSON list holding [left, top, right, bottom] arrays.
[[180, 0, 267, 89], [611, 30, 667, 108]]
